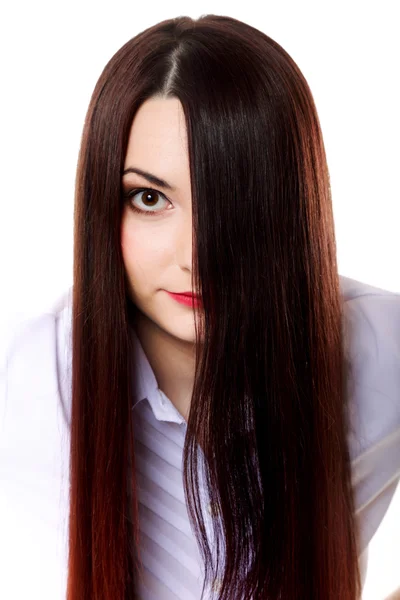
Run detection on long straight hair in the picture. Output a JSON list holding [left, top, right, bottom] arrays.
[[67, 14, 362, 599]]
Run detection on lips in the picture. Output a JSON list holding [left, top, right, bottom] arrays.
[[179, 293, 200, 299], [166, 291, 203, 308]]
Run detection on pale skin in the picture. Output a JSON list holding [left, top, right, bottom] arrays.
[[121, 96, 201, 423]]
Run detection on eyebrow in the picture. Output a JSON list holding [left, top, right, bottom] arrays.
[[122, 167, 175, 191]]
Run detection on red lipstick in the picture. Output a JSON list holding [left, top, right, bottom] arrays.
[[166, 291, 202, 308]]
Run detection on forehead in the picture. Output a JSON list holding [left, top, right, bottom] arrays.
[[124, 97, 189, 177]]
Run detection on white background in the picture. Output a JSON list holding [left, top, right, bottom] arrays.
[[0, 1, 399, 598]]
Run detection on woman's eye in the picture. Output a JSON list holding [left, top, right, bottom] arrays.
[[123, 187, 171, 216]]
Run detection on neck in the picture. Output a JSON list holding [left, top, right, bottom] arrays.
[[133, 311, 197, 422]]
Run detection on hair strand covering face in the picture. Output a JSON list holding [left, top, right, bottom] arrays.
[[67, 13, 362, 600]]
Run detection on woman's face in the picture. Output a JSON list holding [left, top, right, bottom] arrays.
[[121, 96, 201, 344]]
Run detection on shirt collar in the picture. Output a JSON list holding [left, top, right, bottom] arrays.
[[130, 326, 186, 426]]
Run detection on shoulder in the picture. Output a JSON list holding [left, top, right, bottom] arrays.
[[339, 275, 400, 555], [1, 287, 73, 436], [339, 274, 400, 456], [340, 274, 400, 338], [4, 313, 58, 396], [0, 291, 72, 598]]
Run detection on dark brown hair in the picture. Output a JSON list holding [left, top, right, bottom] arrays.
[[68, 14, 362, 599]]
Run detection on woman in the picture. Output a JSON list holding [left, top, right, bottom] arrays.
[[1, 14, 400, 600]]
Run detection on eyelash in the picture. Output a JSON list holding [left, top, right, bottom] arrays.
[[122, 187, 172, 217]]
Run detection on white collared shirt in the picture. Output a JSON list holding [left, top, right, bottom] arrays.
[[1, 274, 399, 599], [129, 325, 218, 599]]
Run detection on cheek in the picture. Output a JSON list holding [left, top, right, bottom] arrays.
[[120, 217, 135, 262], [121, 223, 146, 277], [120, 217, 171, 280]]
